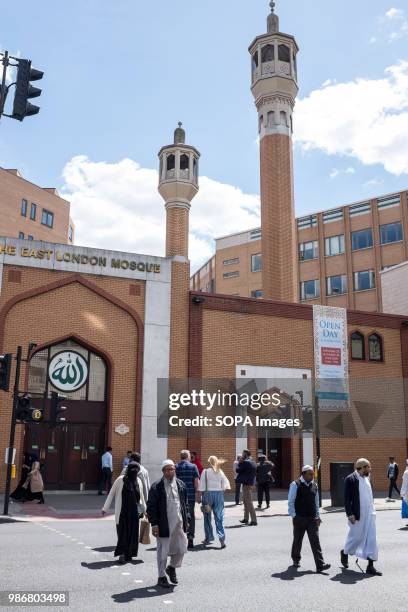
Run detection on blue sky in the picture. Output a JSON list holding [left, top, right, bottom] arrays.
[[1, 1, 408, 268]]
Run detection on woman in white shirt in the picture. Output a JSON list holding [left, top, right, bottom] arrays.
[[199, 456, 230, 548]]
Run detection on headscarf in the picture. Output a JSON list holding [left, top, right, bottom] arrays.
[[123, 461, 141, 501]]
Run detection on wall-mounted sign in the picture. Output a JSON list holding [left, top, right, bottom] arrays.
[[115, 424, 130, 436], [48, 350, 89, 393], [313, 305, 349, 409]]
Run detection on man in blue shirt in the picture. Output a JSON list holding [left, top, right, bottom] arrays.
[[288, 465, 330, 573], [175, 450, 199, 549], [98, 446, 113, 495]]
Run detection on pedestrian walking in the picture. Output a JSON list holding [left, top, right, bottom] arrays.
[[146, 460, 189, 589], [22, 461, 45, 504], [122, 451, 132, 470], [400, 459, 408, 526], [288, 465, 330, 573], [199, 456, 230, 548], [98, 446, 113, 495], [121, 452, 150, 503], [175, 450, 199, 549], [233, 455, 242, 505], [11, 453, 36, 501], [102, 461, 146, 564], [237, 449, 257, 526], [256, 454, 274, 509], [341, 458, 382, 575], [190, 451, 204, 476], [386, 456, 400, 501]]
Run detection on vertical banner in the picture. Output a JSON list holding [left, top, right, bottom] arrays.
[[313, 305, 349, 410]]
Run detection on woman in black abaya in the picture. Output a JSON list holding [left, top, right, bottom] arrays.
[[115, 461, 145, 564], [11, 453, 36, 500]]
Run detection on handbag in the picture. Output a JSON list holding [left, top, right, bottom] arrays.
[[139, 517, 151, 545], [402, 498, 408, 520], [200, 470, 212, 514]]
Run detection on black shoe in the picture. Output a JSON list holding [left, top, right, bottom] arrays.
[[266, 505, 270, 509], [340, 549, 349, 568], [316, 563, 331, 573], [366, 564, 382, 576], [118, 554, 127, 565], [98, 492, 103, 496], [187, 539, 194, 550], [239, 519, 248, 524], [220, 539, 226, 549], [292, 562, 300, 568], [158, 576, 172, 588], [257, 505, 262, 509], [166, 565, 178, 584], [248, 521, 258, 526]]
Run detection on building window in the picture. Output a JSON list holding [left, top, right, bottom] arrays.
[[252, 51, 259, 70], [377, 194, 400, 210], [299, 240, 318, 261], [300, 279, 320, 300], [351, 228, 373, 251], [261, 44, 274, 63], [250, 229, 261, 240], [28, 235, 33, 241], [380, 222, 403, 245], [325, 234, 345, 256], [41, 209, 54, 228], [21, 199, 27, 216], [223, 271, 239, 279], [223, 257, 239, 266], [166, 154, 175, 171], [326, 275, 347, 296], [323, 209, 343, 223], [251, 290, 263, 299], [18, 231, 24, 239], [297, 215, 317, 229], [278, 44, 290, 63], [351, 331, 365, 360], [353, 269, 375, 291], [68, 225, 73, 242], [180, 154, 189, 171], [349, 202, 371, 217], [251, 253, 262, 272], [30, 203, 37, 220], [368, 333, 383, 362]]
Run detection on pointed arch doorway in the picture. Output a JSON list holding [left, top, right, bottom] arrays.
[[24, 338, 108, 490]]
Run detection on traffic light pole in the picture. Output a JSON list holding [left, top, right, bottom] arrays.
[[0, 51, 9, 118], [3, 346, 22, 516]]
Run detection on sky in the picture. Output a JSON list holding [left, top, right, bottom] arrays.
[[1, 0, 408, 271]]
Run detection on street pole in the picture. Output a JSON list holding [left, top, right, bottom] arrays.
[[0, 51, 9, 118], [313, 393, 322, 508], [3, 345, 22, 516]]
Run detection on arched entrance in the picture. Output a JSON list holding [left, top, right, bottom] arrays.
[[25, 339, 108, 490]]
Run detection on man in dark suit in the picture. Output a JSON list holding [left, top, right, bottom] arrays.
[[147, 459, 190, 588], [386, 457, 400, 501], [237, 449, 257, 525]]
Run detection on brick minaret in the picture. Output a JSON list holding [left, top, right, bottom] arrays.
[[249, 2, 299, 302], [158, 125, 200, 459]]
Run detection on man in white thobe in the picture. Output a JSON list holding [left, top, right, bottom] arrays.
[[147, 459, 188, 588], [341, 458, 381, 575]]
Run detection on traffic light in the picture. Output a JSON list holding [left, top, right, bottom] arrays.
[[16, 393, 43, 422], [0, 353, 12, 391], [50, 391, 67, 425], [12, 58, 43, 121]]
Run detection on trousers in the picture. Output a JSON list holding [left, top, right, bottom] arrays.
[[257, 482, 270, 506], [242, 485, 256, 522], [202, 491, 225, 541], [291, 516, 324, 568], [99, 467, 112, 493], [388, 478, 400, 498], [187, 501, 196, 539]]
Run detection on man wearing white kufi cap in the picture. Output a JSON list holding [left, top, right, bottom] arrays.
[[341, 458, 382, 575], [146, 459, 189, 588]]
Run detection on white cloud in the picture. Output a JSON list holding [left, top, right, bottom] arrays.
[[329, 167, 355, 179], [61, 156, 260, 271], [294, 61, 408, 176], [364, 178, 384, 187], [385, 8, 404, 20], [369, 36, 377, 44]]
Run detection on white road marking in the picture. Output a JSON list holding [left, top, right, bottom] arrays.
[[163, 601, 173, 605], [121, 572, 130, 576], [134, 580, 143, 583], [147, 589, 157, 593], [85, 546, 91, 549]]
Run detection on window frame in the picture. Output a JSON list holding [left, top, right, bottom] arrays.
[[379, 221, 403, 245], [18, 231, 25, 239], [251, 253, 262, 273], [325, 234, 345, 257], [350, 331, 365, 361], [351, 228, 373, 251], [368, 332, 384, 362], [353, 269, 375, 292], [299, 240, 319, 261], [41, 209, 54, 228], [30, 202, 37, 221], [300, 279, 320, 301], [21, 199, 28, 217], [326, 274, 347, 296]]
